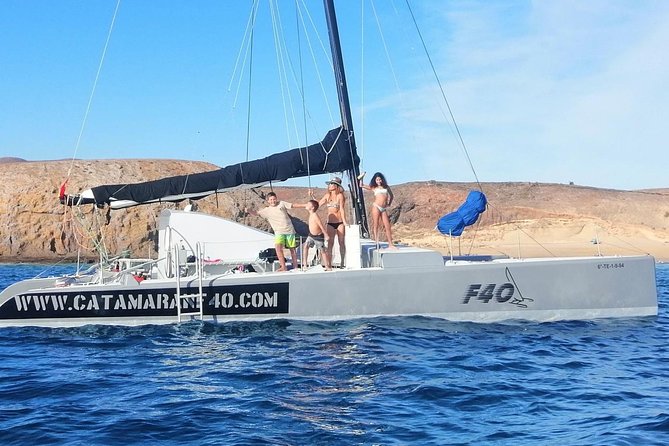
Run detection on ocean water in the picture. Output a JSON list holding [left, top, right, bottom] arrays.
[[0, 263, 668, 445]]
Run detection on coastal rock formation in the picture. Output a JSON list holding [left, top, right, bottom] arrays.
[[1, 158, 668, 262]]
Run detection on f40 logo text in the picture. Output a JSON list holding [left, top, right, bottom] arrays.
[[462, 283, 515, 304]]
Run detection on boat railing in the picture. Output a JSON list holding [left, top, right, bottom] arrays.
[[167, 235, 344, 275], [195, 240, 282, 274], [164, 226, 198, 273], [103, 257, 166, 284]]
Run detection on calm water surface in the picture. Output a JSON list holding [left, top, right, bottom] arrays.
[[1, 263, 668, 445]]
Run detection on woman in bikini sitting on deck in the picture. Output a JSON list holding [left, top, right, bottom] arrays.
[[359, 172, 396, 248], [319, 177, 347, 267]]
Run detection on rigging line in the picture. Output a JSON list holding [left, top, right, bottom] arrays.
[[273, 0, 338, 150], [233, 1, 260, 109], [275, 0, 336, 139], [92, 207, 110, 260], [384, 0, 428, 157], [60, 207, 76, 253], [181, 174, 190, 195], [78, 208, 101, 255], [298, 0, 335, 74], [228, 1, 258, 94], [284, 4, 334, 139], [278, 2, 322, 158], [67, 0, 122, 179], [269, 1, 294, 148], [370, 0, 407, 111], [404, 0, 483, 192], [321, 127, 344, 171], [486, 202, 556, 257], [599, 241, 648, 256], [295, 1, 311, 188], [240, 0, 260, 215], [389, 0, 400, 15], [369, 0, 426, 173], [270, 1, 302, 153], [359, 0, 364, 172], [370, 0, 402, 100], [33, 256, 72, 279], [601, 231, 650, 255], [244, 5, 256, 168], [465, 217, 483, 256], [70, 207, 103, 255], [297, 0, 336, 126]]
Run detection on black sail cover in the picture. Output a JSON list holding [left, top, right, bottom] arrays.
[[66, 127, 355, 209]]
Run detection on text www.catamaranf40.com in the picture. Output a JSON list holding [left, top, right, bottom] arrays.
[[13, 292, 280, 312]]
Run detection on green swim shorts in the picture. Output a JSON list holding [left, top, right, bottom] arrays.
[[274, 234, 297, 249]]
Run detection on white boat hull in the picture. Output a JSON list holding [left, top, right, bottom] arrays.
[[0, 253, 657, 327]]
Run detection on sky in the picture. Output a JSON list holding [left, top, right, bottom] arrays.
[[1, 0, 667, 191]]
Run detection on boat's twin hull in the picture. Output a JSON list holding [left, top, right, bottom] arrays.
[[0, 255, 657, 327]]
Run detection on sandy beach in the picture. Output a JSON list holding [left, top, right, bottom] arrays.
[[395, 219, 669, 262]]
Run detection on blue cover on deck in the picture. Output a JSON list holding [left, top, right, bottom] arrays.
[[437, 190, 487, 236]]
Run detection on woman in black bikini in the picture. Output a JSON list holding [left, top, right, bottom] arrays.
[[319, 177, 347, 267]]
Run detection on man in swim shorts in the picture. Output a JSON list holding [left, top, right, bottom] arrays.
[[249, 192, 299, 271]]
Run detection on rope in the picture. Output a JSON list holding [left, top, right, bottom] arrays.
[[359, 0, 365, 173], [238, 1, 262, 219], [269, 1, 338, 189], [465, 218, 483, 256], [230, 1, 258, 108], [58, 0, 120, 263], [290, 3, 338, 142], [270, 0, 302, 155], [295, 2, 311, 189], [181, 174, 190, 195], [61, 205, 107, 256], [228, 1, 258, 93], [485, 202, 556, 256], [296, 0, 336, 127], [66, 0, 122, 179], [244, 14, 255, 166], [321, 127, 344, 171], [404, 0, 483, 193], [271, 0, 332, 156], [371, 0, 405, 107]]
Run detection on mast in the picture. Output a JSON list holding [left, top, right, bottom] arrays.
[[323, 0, 369, 237]]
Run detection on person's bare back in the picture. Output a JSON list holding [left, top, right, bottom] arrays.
[[308, 212, 325, 237], [302, 200, 331, 270]]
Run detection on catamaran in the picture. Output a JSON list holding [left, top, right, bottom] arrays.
[[0, 0, 657, 327]]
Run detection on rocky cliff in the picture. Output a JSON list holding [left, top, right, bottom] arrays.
[[1, 158, 668, 262]]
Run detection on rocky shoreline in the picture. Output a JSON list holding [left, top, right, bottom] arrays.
[[1, 158, 668, 263]]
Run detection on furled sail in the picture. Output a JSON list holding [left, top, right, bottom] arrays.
[[61, 127, 355, 209], [436, 190, 487, 236]]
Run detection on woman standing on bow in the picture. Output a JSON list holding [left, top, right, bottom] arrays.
[[360, 172, 396, 248], [319, 177, 347, 267]]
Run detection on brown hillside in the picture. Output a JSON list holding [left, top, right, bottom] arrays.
[[0, 159, 668, 262]]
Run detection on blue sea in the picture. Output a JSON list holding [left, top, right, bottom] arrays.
[[0, 263, 668, 445]]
